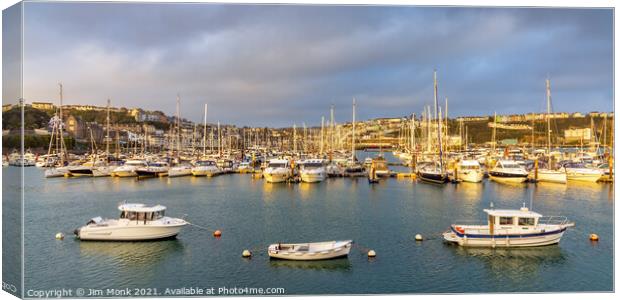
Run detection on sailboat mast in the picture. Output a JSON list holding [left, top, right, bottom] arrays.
[[106, 98, 110, 158], [352, 98, 356, 162], [434, 70, 444, 169], [203, 103, 207, 157], [176, 94, 181, 157], [293, 123, 297, 154], [320, 116, 325, 156], [546, 79, 551, 155], [58, 83, 67, 164]]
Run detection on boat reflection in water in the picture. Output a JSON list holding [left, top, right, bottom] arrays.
[[79, 240, 185, 267], [269, 257, 352, 272], [451, 244, 566, 282]]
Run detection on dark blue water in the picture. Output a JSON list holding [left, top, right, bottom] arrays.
[[8, 155, 613, 295]]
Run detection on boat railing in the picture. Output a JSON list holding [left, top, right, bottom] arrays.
[[538, 216, 570, 226]]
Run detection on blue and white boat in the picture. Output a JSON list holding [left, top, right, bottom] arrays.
[[443, 206, 574, 247]]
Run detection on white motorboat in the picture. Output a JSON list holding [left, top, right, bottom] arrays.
[[92, 165, 114, 177], [44, 166, 70, 178], [488, 160, 528, 183], [560, 162, 603, 182], [263, 159, 291, 183], [268, 240, 353, 260], [112, 160, 147, 177], [443, 206, 574, 248], [168, 164, 193, 177], [299, 159, 327, 183], [191, 160, 221, 177], [325, 161, 345, 177], [74, 203, 188, 241], [531, 168, 567, 184], [8, 149, 36, 166], [237, 161, 254, 173], [456, 160, 484, 183], [136, 161, 170, 178]]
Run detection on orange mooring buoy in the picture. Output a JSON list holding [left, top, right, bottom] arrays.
[[213, 230, 222, 237], [590, 233, 599, 241]]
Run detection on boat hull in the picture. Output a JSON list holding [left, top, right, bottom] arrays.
[[168, 168, 192, 177], [532, 170, 567, 184], [264, 172, 289, 183], [566, 171, 602, 182], [113, 170, 137, 177], [457, 171, 484, 183], [418, 172, 449, 184], [44, 168, 69, 178], [489, 172, 528, 183], [300, 172, 326, 183], [76, 224, 185, 241], [268, 241, 352, 260], [443, 228, 567, 248]]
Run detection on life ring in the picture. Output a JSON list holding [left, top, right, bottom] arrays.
[[455, 226, 465, 234]]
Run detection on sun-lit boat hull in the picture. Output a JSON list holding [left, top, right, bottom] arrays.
[[443, 227, 567, 248], [76, 224, 186, 241], [268, 240, 352, 260], [300, 171, 326, 183], [264, 172, 289, 183], [533, 170, 567, 184], [457, 171, 484, 183]]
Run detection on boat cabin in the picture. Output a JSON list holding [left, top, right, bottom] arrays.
[[459, 160, 481, 170], [483, 207, 542, 235], [124, 160, 148, 167], [268, 159, 290, 169], [195, 160, 217, 167], [118, 203, 167, 224], [494, 160, 524, 170], [300, 159, 326, 169]]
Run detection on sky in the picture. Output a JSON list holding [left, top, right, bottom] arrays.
[[7, 2, 615, 127]]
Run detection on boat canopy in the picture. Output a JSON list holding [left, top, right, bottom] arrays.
[[483, 208, 542, 218], [118, 203, 166, 213], [459, 160, 480, 167]]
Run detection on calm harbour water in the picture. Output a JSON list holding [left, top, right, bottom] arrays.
[[10, 152, 614, 295]]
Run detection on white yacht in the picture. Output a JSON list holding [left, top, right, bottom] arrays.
[[268, 240, 353, 260], [136, 161, 170, 178], [531, 166, 567, 184], [8, 149, 36, 166], [112, 160, 147, 177], [457, 160, 484, 183], [299, 159, 327, 183], [191, 160, 221, 177], [488, 160, 529, 183], [560, 162, 603, 182], [237, 161, 253, 173], [263, 159, 291, 183], [443, 206, 574, 247], [44, 166, 70, 178], [168, 163, 193, 177], [74, 203, 188, 241]]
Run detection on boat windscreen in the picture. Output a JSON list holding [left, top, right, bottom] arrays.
[[269, 163, 286, 168]]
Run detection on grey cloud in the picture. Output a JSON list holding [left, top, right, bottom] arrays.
[[18, 3, 613, 127]]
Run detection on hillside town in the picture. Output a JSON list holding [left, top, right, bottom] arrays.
[[1, 100, 614, 155]]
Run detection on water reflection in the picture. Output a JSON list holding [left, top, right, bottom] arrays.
[[268, 258, 352, 271], [453, 182, 484, 202], [451, 244, 566, 280], [79, 239, 185, 268]]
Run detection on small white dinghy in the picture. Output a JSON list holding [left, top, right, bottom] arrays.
[[268, 240, 353, 260]]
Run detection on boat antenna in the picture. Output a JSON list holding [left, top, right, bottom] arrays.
[[529, 186, 534, 210]]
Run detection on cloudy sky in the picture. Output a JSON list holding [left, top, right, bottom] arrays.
[[12, 2, 615, 127]]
